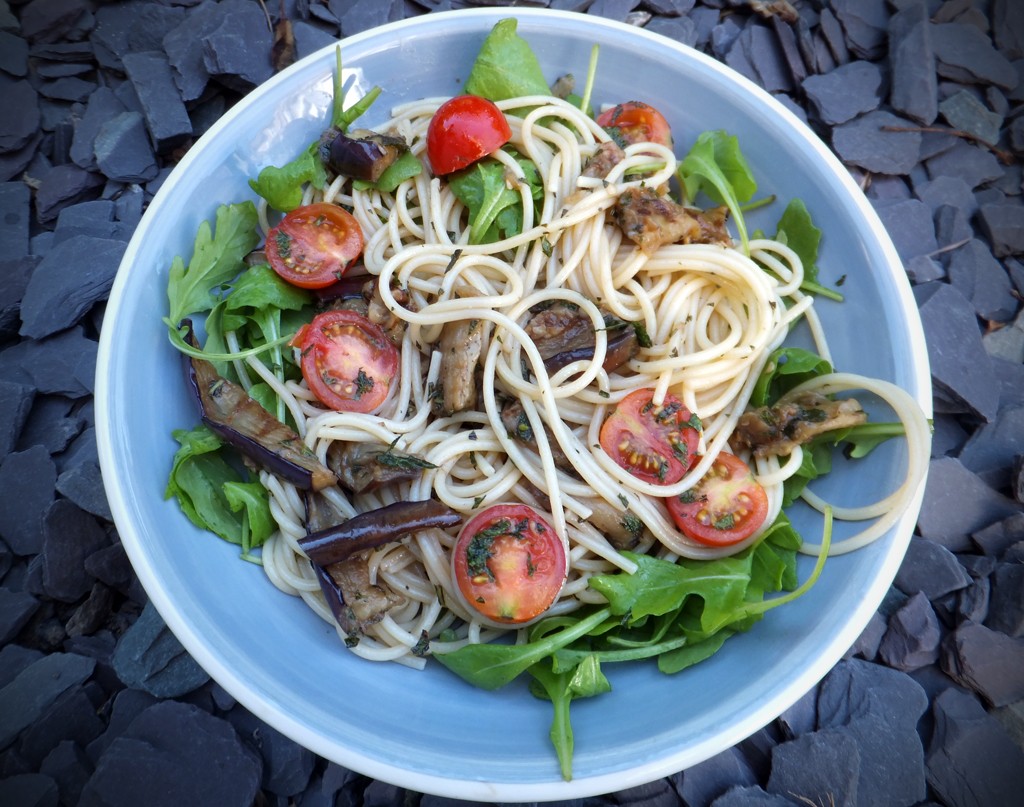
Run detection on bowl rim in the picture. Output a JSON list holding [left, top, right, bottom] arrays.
[[95, 6, 932, 801]]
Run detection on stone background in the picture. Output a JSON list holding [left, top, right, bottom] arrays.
[[1, 1, 1023, 806]]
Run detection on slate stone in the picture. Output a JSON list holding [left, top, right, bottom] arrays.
[[0, 379, 35, 457], [831, 0, 888, 60], [918, 457, 1022, 551], [334, 0, 404, 36], [162, 0, 226, 103], [201, 0, 274, 92], [873, 198, 937, 262], [0, 77, 40, 154], [877, 591, 942, 671], [121, 51, 192, 152], [927, 687, 1024, 806], [55, 461, 112, 521], [946, 238, 1017, 322], [0, 182, 30, 260], [934, 203, 972, 250], [895, 537, 971, 600], [0, 445, 55, 556], [93, 111, 159, 184], [932, 22, 1018, 89], [817, 7, 849, 66], [79, 701, 261, 807], [0, 30, 28, 77], [766, 728, 858, 806], [34, 164, 104, 224], [291, 19, 339, 60], [40, 499, 108, 603], [68, 89, 125, 172], [939, 90, 1003, 147], [0, 587, 39, 645], [643, 0, 695, 15], [39, 741, 92, 807], [18, 235, 126, 340], [986, 562, 1024, 637], [739, 23, 793, 93], [18, 686, 105, 767], [972, 511, 1024, 557], [0, 326, 98, 398], [228, 708, 316, 797], [0, 652, 95, 750], [802, 60, 884, 126], [82, 542, 133, 597], [111, 602, 210, 698], [65, 583, 116, 638], [848, 610, 887, 661], [941, 621, 1024, 707], [913, 282, 999, 422], [832, 110, 921, 174], [777, 686, 818, 739], [38, 76, 96, 103], [52, 199, 132, 245], [19, 0, 91, 44], [675, 746, 757, 807], [709, 786, 796, 807], [978, 201, 1024, 258], [85, 688, 157, 764], [958, 405, 1024, 489], [0, 773, 59, 807], [887, 4, 938, 123], [925, 138, 1006, 188], [15, 394, 83, 455]]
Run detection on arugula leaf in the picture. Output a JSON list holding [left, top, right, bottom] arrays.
[[352, 149, 423, 194], [749, 346, 833, 408], [448, 155, 542, 244], [657, 631, 731, 675], [464, 18, 550, 106], [219, 264, 311, 333], [774, 198, 843, 301], [165, 202, 260, 326], [678, 130, 756, 252], [248, 142, 327, 213]]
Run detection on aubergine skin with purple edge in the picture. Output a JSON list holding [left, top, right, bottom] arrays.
[[184, 324, 337, 491]]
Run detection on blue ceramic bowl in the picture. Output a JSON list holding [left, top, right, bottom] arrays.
[[96, 8, 930, 800]]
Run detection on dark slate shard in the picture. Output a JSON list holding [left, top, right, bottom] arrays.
[[0, 31, 28, 77], [228, 708, 316, 797], [162, 0, 228, 103], [0, 587, 39, 645], [0, 380, 35, 457], [56, 461, 112, 521], [333, 0, 404, 36], [709, 785, 796, 807], [0, 646, 44, 690], [643, 0, 695, 15], [993, 0, 1024, 60], [924, 139, 1005, 189], [0, 327, 97, 399], [80, 701, 262, 807], [0, 129, 41, 184], [939, 89, 1003, 147], [894, 537, 971, 600], [676, 746, 756, 807], [985, 320, 1024, 369], [17, 686, 105, 767], [18, 235, 126, 340], [201, 0, 274, 92], [817, 6, 849, 66], [0, 445, 55, 556], [832, 110, 921, 175], [978, 201, 1024, 258], [291, 19, 337, 61], [888, 3, 937, 124], [0, 652, 95, 749], [40, 499, 108, 603], [19, 0, 90, 44], [831, 0, 888, 60], [927, 686, 1024, 805], [848, 610, 887, 661], [986, 562, 1024, 637], [766, 728, 859, 807], [0, 77, 40, 154], [16, 395, 82, 455], [121, 51, 192, 153], [877, 591, 942, 671], [802, 59, 884, 126], [38, 77, 95, 103], [125, 2, 186, 54], [0, 773, 59, 807], [34, 164, 104, 224], [0, 182, 30, 260], [39, 741, 92, 807], [914, 175, 978, 219], [111, 602, 210, 698], [710, 15, 743, 61], [932, 22, 1018, 89], [82, 542, 133, 596], [917, 457, 1022, 551], [53, 199, 132, 245], [93, 111, 158, 184], [645, 15, 699, 48], [972, 511, 1024, 557], [769, 15, 807, 86], [934, 203, 972, 250], [873, 198, 937, 262], [953, 576, 991, 626], [65, 582, 115, 637], [112, 184, 143, 229], [741, 23, 793, 94], [777, 685, 818, 739], [92, 1, 148, 71], [913, 281, 999, 422], [958, 405, 1024, 489], [69, 88, 125, 171], [34, 60, 91, 80], [85, 688, 157, 764], [946, 238, 1017, 322]]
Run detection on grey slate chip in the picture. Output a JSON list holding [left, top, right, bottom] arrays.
[[201, 1, 274, 92], [0, 445, 55, 556], [766, 729, 859, 807], [931, 22, 1018, 89], [0, 587, 39, 645], [0, 327, 98, 399], [888, 3, 937, 124], [52, 200, 133, 245], [913, 281, 999, 421], [646, 15, 699, 48], [37, 76, 95, 103], [917, 457, 1022, 551], [79, 701, 262, 807], [163, 0, 244, 103], [802, 60, 884, 125], [739, 23, 793, 93], [292, 19, 339, 61], [709, 785, 800, 807], [877, 591, 942, 671], [895, 537, 971, 600], [0, 773, 59, 807], [986, 562, 1024, 637], [334, 0, 404, 36], [0, 77, 40, 153], [18, 0, 91, 44], [972, 511, 1024, 557], [17, 686, 105, 768], [93, 111, 159, 183], [914, 174, 978, 217], [40, 499, 108, 603], [39, 741, 92, 807], [939, 90, 1003, 147], [978, 201, 1024, 258], [817, 7, 849, 66], [69, 88, 126, 171], [34, 164, 104, 224], [873, 198, 937, 262], [227, 708, 316, 797], [0, 31, 28, 77], [15, 395, 82, 455], [0, 183, 29, 263], [677, 746, 757, 807], [18, 235, 126, 340], [957, 405, 1024, 489], [0, 380, 35, 457], [926, 139, 1005, 188], [121, 50, 192, 152], [769, 15, 807, 85], [934, 203, 972, 250], [56, 462, 112, 521], [832, 110, 921, 175], [0, 652, 95, 749], [946, 238, 1017, 322], [111, 602, 210, 698], [830, 0, 888, 60]]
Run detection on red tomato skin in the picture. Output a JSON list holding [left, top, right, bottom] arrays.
[[266, 203, 364, 289], [599, 389, 701, 485], [426, 95, 512, 175], [293, 310, 399, 413], [452, 504, 566, 625], [666, 452, 769, 546], [596, 101, 673, 149]]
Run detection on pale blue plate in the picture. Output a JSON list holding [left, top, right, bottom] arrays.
[[96, 8, 930, 801]]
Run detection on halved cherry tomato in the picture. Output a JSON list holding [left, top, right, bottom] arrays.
[[292, 310, 399, 413], [596, 101, 673, 148], [599, 389, 701, 485], [266, 203, 363, 289], [666, 452, 769, 546], [451, 504, 567, 625], [426, 95, 512, 176]]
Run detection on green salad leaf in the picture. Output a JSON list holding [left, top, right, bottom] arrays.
[[447, 154, 543, 244], [749, 346, 833, 408], [678, 130, 757, 252], [352, 149, 423, 194], [464, 18, 551, 105], [248, 142, 327, 214], [774, 198, 843, 301]]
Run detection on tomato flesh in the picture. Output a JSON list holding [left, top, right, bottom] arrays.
[[452, 504, 566, 624], [266, 203, 364, 289], [427, 95, 512, 176], [596, 101, 673, 149], [292, 310, 399, 413], [599, 389, 701, 485], [666, 452, 769, 546]]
